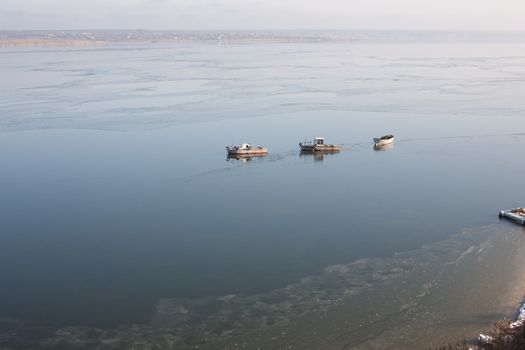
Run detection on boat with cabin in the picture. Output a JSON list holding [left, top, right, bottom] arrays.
[[299, 137, 340, 153], [499, 208, 525, 225], [226, 143, 268, 156], [374, 134, 394, 147]]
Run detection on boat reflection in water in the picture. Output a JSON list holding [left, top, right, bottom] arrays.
[[226, 154, 267, 163], [299, 151, 336, 162], [373, 142, 394, 151]]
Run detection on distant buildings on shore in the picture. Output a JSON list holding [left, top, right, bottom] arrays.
[[0, 30, 332, 47], [3, 29, 525, 47]]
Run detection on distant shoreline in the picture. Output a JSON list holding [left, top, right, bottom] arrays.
[[0, 38, 109, 47], [0, 37, 331, 47], [3, 29, 525, 47]]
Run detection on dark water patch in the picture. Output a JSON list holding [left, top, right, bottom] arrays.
[[1, 224, 523, 350]]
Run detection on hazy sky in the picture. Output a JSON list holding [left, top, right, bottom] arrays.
[[2, 0, 525, 30]]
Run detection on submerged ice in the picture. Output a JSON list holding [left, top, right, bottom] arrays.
[[2, 224, 522, 349]]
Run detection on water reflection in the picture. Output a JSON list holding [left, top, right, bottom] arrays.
[[299, 151, 338, 161], [373, 143, 394, 151], [226, 154, 267, 163]]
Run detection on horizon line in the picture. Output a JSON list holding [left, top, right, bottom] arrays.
[[3, 28, 525, 33]]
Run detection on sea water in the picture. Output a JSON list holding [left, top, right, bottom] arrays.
[[1, 32, 525, 348]]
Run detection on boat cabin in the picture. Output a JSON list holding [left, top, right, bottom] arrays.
[[315, 137, 325, 145]]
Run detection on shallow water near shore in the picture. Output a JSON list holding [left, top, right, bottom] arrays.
[[195, 224, 525, 349], [1, 34, 525, 348]]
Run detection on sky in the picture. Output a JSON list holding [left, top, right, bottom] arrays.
[[2, 0, 525, 31]]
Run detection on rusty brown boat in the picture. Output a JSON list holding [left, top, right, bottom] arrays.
[[299, 137, 340, 153]]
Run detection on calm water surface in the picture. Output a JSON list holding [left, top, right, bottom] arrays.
[[1, 37, 525, 348]]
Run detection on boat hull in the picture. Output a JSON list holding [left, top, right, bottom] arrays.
[[374, 137, 394, 146], [299, 145, 340, 153], [499, 209, 525, 225], [227, 148, 268, 155]]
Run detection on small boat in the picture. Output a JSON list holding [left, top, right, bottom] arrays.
[[499, 208, 525, 225], [374, 134, 394, 146], [299, 137, 340, 153], [226, 143, 268, 156]]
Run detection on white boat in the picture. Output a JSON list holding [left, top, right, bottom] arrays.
[[499, 208, 525, 225], [374, 134, 394, 146], [226, 143, 268, 156]]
